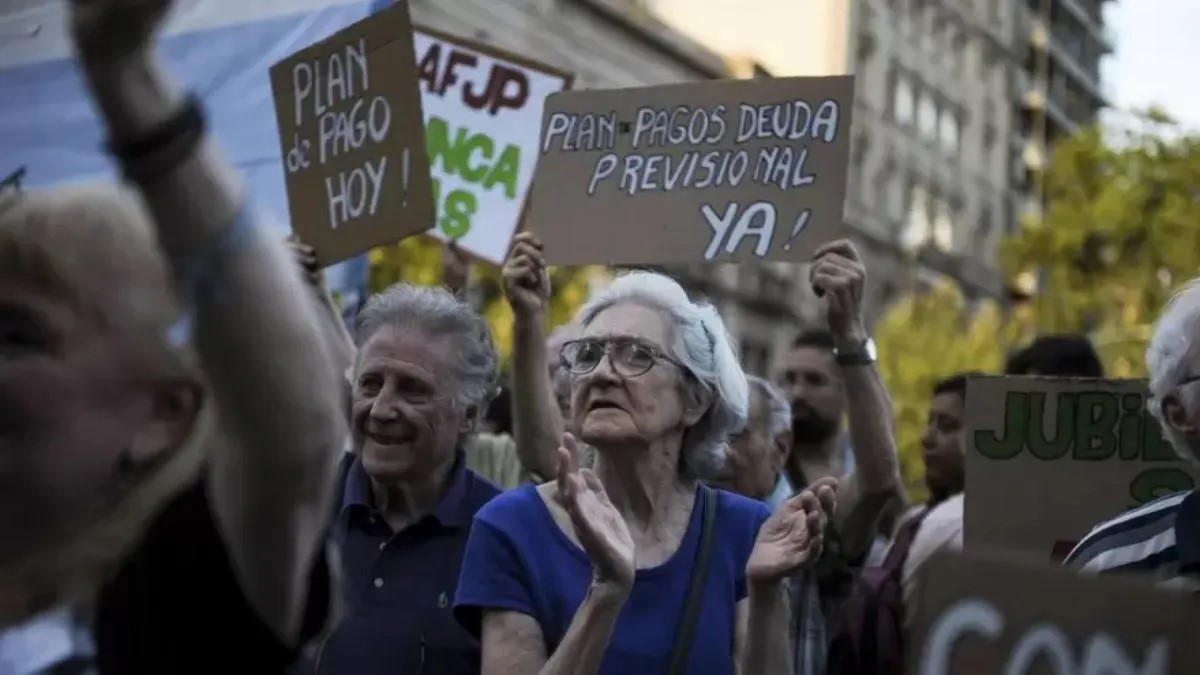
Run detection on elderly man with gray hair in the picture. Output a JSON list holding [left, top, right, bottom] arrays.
[[312, 283, 503, 675], [1065, 281, 1200, 591], [713, 375, 795, 509]]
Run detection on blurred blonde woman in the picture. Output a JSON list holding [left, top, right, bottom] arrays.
[[0, 0, 345, 671]]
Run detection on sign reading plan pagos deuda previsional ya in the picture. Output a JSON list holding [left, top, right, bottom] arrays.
[[526, 75, 855, 266]]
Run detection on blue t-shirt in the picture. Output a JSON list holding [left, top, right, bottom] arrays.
[[454, 483, 771, 675]]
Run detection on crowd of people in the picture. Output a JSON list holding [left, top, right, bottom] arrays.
[[2, 1, 1198, 674]]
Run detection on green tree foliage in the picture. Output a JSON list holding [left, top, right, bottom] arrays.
[[876, 109, 1200, 499], [368, 235, 605, 367], [1003, 109, 1200, 377], [875, 282, 1030, 501]]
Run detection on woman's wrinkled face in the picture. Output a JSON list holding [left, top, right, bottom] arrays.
[[351, 325, 469, 484], [569, 303, 695, 450], [0, 281, 169, 560]]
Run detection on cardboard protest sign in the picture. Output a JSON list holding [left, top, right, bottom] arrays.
[[270, 1, 434, 267], [414, 27, 571, 265], [525, 76, 854, 265], [908, 552, 1200, 675], [964, 376, 1200, 561]]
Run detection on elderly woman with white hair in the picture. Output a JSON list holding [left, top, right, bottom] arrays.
[[1065, 280, 1200, 585], [454, 271, 836, 675]]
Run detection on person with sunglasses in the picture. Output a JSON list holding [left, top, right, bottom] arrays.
[[454, 271, 837, 675]]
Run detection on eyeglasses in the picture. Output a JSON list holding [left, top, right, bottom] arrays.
[[560, 338, 684, 378]]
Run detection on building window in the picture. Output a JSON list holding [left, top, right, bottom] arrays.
[[932, 197, 955, 251], [950, 27, 968, 73], [893, 76, 915, 125], [917, 94, 938, 141], [939, 111, 960, 155], [903, 183, 931, 250], [975, 204, 994, 257]]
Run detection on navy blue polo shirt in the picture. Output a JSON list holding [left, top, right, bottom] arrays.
[[316, 451, 500, 675]]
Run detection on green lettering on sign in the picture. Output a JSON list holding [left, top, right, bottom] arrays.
[[1129, 467, 1195, 506], [1074, 392, 1118, 460], [975, 391, 1028, 460], [426, 116, 521, 198], [430, 177, 478, 239], [975, 388, 1182, 463]]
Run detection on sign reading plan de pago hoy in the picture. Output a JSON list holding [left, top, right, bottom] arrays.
[[908, 552, 1200, 675], [964, 376, 1200, 561], [414, 28, 570, 265], [526, 76, 854, 265], [270, 1, 434, 267]]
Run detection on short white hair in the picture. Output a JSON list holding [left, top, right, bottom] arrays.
[[1146, 279, 1200, 463], [745, 375, 790, 436], [574, 271, 748, 479]]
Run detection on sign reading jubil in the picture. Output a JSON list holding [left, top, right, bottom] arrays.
[[963, 375, 1200, 560], [413, 28, 571, 264]]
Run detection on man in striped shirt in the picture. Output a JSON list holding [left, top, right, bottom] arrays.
[[1065, 280, 1200, 590]]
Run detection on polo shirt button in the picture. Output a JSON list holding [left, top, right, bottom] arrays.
[[374, 578, 384, 588]]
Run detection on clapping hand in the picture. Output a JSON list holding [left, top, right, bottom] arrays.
[[502, 232, 551, 318], [555, 433, 634, 593], [745, 477, 838, 585]]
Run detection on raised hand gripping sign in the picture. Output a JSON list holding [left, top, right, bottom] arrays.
[[270, 1, 434, 267], [525, 76, 854, 265]]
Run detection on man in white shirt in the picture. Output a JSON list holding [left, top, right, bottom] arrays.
[[889, 373, 977, 611]]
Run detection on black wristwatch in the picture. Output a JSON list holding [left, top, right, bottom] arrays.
[[834, 337, 876, 366]]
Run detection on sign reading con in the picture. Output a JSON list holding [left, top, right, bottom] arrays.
[[414, 28, 570, 264], [908, 552, 1200, 675], [963, 376, 1200, 560], [270, 1, 434, 267], [526, 76, 855, 265]]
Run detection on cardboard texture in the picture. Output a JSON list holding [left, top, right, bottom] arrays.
[[526, 76, 855, 265], [963, 376, 1200, 560], [270, 1, 434, 267], [414, 27, 571, 265], [907, 551, 1200, 675]]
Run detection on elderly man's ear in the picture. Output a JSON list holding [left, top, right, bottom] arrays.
[[459, 405, 481, 433], [1162, 395, 1199, 437]]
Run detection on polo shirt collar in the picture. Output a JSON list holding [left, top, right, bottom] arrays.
[[1175, 489, 1200, 569], [342, 450, 473, 529]]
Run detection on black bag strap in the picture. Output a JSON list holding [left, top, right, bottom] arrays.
[[666, 485, 719, 675]]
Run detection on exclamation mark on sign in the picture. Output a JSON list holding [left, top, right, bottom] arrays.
[[782, 209, 812, 251], [401, 148, 410, 207]]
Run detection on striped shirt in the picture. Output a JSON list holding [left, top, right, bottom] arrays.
[[1064, 489, 1200, 592]]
